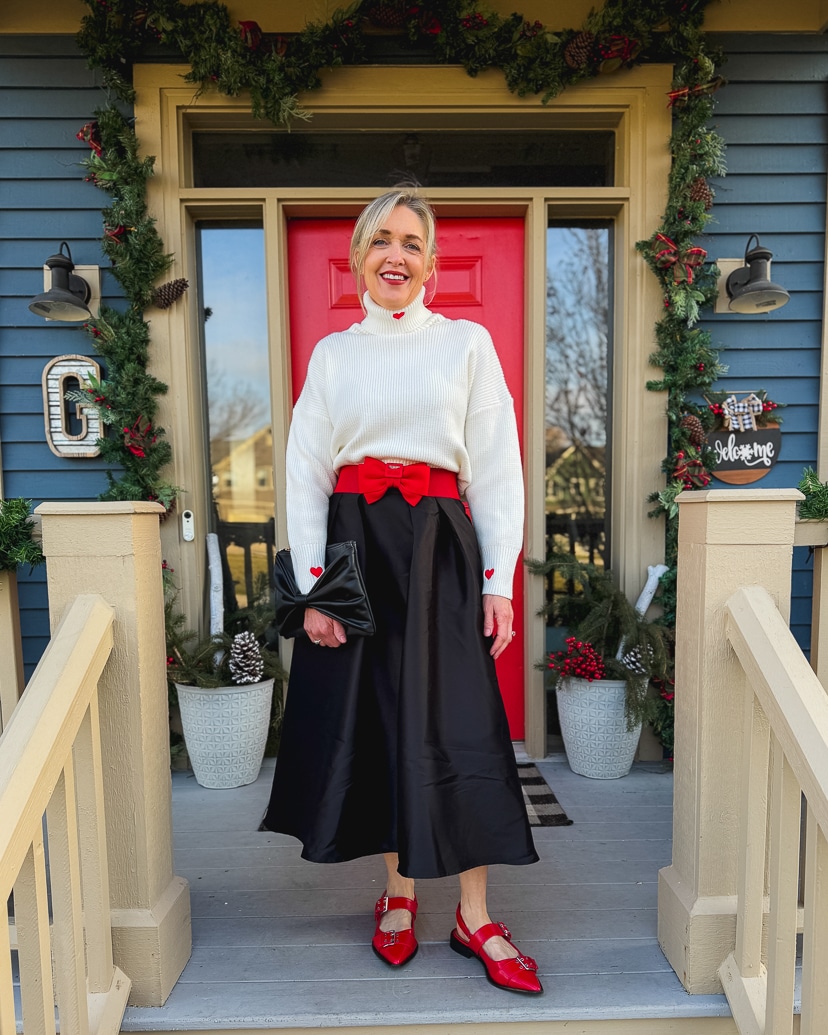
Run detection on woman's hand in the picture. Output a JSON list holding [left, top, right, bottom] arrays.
[[304, 607, 347, 648], [482, 594, 514, 660]]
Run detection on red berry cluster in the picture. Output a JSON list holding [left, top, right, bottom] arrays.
[[708, 403, 724, 416], [520, 20, 543, 38], [762, 401, 777, 412], [461, 12, 489, 29], [653, 676, 675, 704], [546, 637, 605, 682], [87, 386, 112, 410]]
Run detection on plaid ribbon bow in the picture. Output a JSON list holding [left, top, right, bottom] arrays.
[[722, 393, 763, 432], [653, 233, 708, 284]]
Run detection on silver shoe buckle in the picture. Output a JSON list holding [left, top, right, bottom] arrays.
[[375, 894, 389, 921]]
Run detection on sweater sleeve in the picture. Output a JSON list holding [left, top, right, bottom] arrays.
[[285, 345, 337, 594], [463, 327, 525, 600]]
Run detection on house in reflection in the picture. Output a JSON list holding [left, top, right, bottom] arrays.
[[211, 425, 276, 608]]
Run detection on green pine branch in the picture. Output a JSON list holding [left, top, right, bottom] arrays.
[[0, 499, 45, 574]]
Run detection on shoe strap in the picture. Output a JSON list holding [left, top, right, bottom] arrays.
[[454, 905, 513, 955], [375, 893, 418, 922]]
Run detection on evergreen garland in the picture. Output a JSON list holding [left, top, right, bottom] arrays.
[[636, 39, 727, 619], [0, 498, 45, 574], [72, 106, 178, 510]]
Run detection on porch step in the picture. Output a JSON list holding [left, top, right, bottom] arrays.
[[119, 756, 736, 1033]]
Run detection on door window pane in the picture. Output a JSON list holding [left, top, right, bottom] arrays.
[[198, 225, 273, 609], [545, 222, 612, 639]]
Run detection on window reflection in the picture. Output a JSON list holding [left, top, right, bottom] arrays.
[[192, 130, 615, 189], [545, 223, 611, 615], [199, 225, 274, 609]]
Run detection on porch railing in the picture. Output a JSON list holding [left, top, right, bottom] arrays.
[[2, 500, 191, 1014], [719, 584, 828, 1035], [657, 488, 828, 1033], [0, 593, 131, 1035]]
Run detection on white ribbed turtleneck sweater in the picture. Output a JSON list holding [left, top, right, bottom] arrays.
[[286, 289, 524, 599]]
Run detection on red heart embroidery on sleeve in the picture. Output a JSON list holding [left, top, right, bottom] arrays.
[[393, 311, 404, 319], [310, 566, 323, 578], [484, 568, 494, 579]]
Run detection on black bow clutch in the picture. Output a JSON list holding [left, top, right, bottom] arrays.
[[273, 541, 375, 639]]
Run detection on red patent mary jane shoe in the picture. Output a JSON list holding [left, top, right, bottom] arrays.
[[371, 892, 418, 967], [449, 904, 543, 995]]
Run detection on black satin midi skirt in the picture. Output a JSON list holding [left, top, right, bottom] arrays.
[[261, 487, 538, 879]]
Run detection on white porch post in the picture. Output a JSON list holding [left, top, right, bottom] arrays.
[[658, 487, 802, 993], [37, 501, 191, 1006]]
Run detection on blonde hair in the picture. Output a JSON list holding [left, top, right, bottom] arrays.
[[349, 187, 437, 287]]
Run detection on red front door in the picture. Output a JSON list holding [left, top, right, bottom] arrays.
[[287, 216, 526, 738]]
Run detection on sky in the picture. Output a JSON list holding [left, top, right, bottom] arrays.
[[200, 226, 270, 442]]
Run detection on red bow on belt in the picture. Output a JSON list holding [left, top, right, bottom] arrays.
[[357, 458, 430, 506]]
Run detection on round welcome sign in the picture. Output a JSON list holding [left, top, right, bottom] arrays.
[[708, 423, 781, 484]]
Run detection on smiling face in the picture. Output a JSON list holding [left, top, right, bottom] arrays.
[[360, 204, 434, 311]]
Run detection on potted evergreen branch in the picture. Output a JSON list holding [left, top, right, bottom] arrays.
[[528, 551, 671, 779], [166, 579, 286, 788]]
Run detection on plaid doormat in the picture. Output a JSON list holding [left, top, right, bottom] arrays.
[[517, 764, 573, 827]]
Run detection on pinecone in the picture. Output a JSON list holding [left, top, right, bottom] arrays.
[[229, 631, 264, 685], [689, 177, 714, 210], [680, 413, 706, 448], [620, 645, 649, 676], [152, 278, 189, 309], [564, 31, 595, 69], [366, 1, 406, 28]]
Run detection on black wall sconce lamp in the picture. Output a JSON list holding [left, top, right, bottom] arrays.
[[28, 242, 101, 322], [722, 235, 790, 314]]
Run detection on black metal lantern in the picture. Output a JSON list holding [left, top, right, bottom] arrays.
[[725, 235, 790, 314], [28, 242, 93, 322]]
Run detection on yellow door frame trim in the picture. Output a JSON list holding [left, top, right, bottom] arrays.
[[135, 62, 672, 757]]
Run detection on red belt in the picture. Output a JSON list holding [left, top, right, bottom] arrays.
[[334, 457, 460, 506]]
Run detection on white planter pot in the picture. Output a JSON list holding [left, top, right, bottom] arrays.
[[556, 677, 642, 779], [175, 679, 274, 789]]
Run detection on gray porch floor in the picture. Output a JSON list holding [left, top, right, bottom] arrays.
[[121, 751, 733, 1031]]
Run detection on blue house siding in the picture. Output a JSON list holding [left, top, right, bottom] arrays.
[[705, 33, 828, 651], [0, 35, 122, 675]]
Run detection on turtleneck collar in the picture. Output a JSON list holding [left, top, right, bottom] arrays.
[[359, 288, 435, 335]]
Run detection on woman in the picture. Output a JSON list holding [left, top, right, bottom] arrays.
[[263, 187, 542, 995]]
